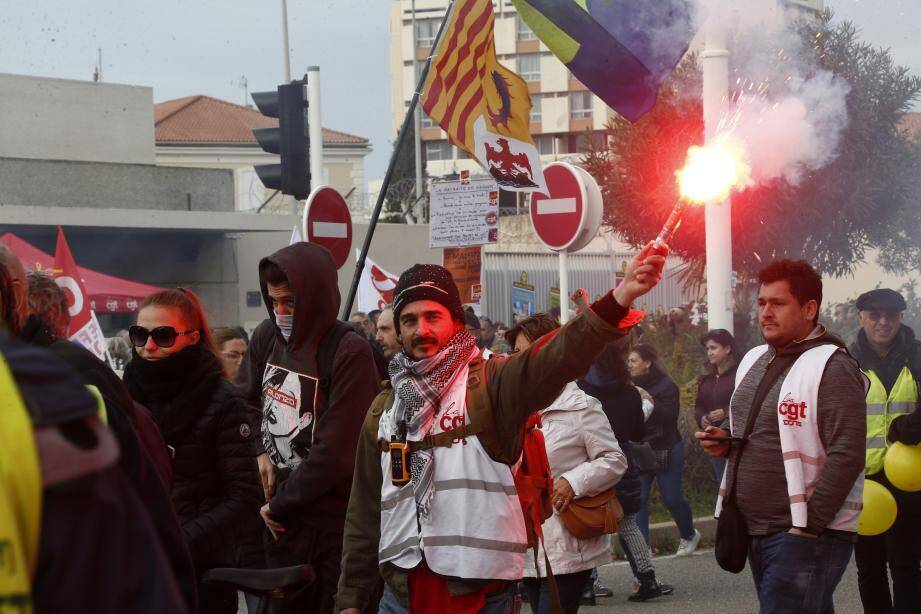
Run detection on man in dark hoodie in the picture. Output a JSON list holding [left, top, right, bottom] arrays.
[[848, 288, 921, 614], [238, 242, 379, 613], [697, 260, 866, 614]]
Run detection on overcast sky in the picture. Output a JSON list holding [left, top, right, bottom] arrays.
[[0, 0, 917, 181]]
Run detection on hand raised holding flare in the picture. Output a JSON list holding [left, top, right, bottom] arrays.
[[614, 242, 668, 308]]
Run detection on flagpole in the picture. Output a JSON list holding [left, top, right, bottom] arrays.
[[341, 0, 455, 319]]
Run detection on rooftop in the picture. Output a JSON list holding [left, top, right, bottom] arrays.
[[154, 95, 369, 146]]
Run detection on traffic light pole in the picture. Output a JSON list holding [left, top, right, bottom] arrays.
[[341, 1, 454, 319]]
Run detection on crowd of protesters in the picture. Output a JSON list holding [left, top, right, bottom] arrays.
[[2, 239, 919, 614]]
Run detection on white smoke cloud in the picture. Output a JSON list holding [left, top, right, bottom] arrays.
[[691, 0, 850, 186]]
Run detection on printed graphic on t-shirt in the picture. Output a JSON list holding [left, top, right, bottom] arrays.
[[262, 362, 318, 469]]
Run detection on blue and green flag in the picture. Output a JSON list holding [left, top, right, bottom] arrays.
[[512, 0, 697, 122]]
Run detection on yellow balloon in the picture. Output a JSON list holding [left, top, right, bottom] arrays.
[[884, 442, 921, 492], [858, 480, 898, 536]]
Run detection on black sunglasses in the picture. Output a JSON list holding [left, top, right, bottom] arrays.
[[129, 325, 196, 348]]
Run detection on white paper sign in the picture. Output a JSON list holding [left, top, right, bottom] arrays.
[[429, 177, 501, 248]]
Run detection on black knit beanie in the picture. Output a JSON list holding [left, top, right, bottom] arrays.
[[392, 264, 465, 332]]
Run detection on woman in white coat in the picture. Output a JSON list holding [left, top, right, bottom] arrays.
[[506, 314, 628, 614]]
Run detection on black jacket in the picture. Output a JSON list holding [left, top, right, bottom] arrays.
[[1, 333, 188, 613], [578, 378, 643, 514], [173, 380, 262, 566], [125, 346, 263, 570], [633, 371, 681, 451], [694, 363, 738, 429], [19, 320, 197, 609], [237, 242, 380, 532]]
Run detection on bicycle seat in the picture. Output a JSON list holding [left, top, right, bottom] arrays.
[[202, 564, 315, 596]]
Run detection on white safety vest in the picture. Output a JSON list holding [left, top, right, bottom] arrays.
[[716, 344, 865, 532], [377, 363, 528, 580]]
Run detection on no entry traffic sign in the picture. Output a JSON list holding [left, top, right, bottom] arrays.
[[529, 162, 602, 253], [303, 185, 353, 269]]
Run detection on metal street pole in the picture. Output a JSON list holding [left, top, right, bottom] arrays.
[[307, 66, 324, 190], [702, 19, 734, 333], [412, 0, 425, 222], [281, 0, 292, 82], [558, 250, 570, 323], [281, 0, 296, 214], [342, 1, 455, 318]]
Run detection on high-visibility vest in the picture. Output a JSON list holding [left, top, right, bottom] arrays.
[[864, 366, 918, 474], [0, 355, 42, 609], [717, 344, 865, 533], [376, 361, 528, 580]]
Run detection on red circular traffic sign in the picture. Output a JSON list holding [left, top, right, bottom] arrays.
[[304, 186, 352, 269], [530, 162, 586, 251], [529, 162, 602, 252]]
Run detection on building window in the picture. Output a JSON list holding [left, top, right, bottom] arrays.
[[535, 134, 554, 156], [529, 95, 542, 123], [516, 15, 537, 41], [517, 53, 540, 82], [415, 18, 438, 48], [570, 91, 592, 120], [425, 140, 453, 161], [421, 111, 436, 129]]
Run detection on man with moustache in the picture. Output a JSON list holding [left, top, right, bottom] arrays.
[[336, 247, 667, 614], [697, 260, 866, 614], [848, 289, 921, 613]]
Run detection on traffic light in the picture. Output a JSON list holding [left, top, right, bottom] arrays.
[[252, 80, 310, 200]]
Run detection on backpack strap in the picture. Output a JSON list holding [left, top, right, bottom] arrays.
[[464, 356, 515, 464], [316, 321, 361, 415]]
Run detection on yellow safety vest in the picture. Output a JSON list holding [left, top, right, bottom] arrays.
[[0, 355, 41, 612], [864, 366, 918, 474]]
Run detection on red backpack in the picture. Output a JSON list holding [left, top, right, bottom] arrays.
[[515, 413, 554, 551]]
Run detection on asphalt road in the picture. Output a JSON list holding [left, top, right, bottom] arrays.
[[575, 548, 863, 614]]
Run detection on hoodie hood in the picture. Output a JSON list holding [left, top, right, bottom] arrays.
[[259, 242, 340, 373], [774, 325, 846, 358]]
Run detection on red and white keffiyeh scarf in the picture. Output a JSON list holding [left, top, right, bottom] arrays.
[[387, 328, 479, 520]]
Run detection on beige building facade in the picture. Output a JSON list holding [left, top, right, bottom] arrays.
[[154, 95, 372, 215]]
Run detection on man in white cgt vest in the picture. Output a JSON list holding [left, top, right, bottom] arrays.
[[336, 248, 666, 614], [698, 259, 867, 614]]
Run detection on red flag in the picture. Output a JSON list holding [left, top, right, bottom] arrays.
[[53, 227, 107, 360]]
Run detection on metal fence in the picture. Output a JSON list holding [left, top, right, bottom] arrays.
[[482, 251, 692, 325]]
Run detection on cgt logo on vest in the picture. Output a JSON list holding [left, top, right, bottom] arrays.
[[439, 401, 468, 445], [779, 394, 808, 427]]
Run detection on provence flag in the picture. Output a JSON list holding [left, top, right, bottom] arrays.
[[512, 0, 697, 122], [421, 0, 547, 194]]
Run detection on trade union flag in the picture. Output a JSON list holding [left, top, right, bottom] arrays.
[[512, 0, 697, 122], [53, 226, 108, 361], [421, 0, 547, 194]]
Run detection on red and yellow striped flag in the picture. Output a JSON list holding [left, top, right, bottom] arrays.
[[421, 0, 547, 194]]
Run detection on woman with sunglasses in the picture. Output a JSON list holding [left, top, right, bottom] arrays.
[[124, 289, 262, 614]]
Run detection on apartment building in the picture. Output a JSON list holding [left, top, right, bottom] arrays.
[[390, 0, 614, 180], [389, 0, 823, 181]]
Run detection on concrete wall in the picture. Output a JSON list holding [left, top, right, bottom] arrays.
[[234, 222, 444, 329], [0, 73, 155, 165], [0, 157, 234, 211]]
